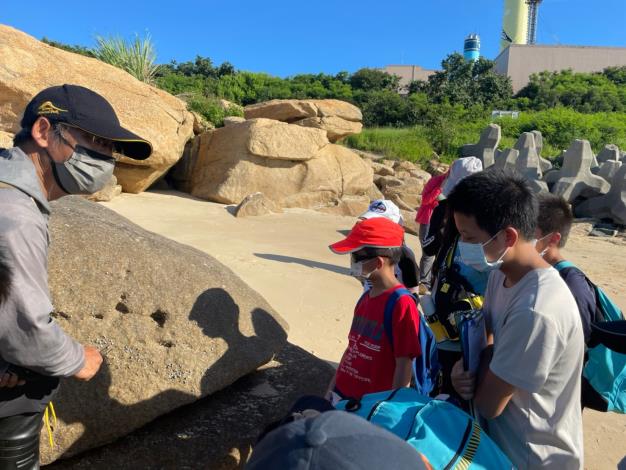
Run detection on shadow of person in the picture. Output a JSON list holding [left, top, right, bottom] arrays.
[[52, 288, 286, 466], [254, 253, 350, 276], [54, 359, 194, 460], [188, 288, 287, 395]]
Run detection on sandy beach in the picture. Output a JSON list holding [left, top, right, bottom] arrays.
[[101, 190, 626, 469]]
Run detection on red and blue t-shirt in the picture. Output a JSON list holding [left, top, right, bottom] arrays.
[[335, 285, 421, 400]]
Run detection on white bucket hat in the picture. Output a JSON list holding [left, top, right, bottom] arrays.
[[441, 157, 483, 197]]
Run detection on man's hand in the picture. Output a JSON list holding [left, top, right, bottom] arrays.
[[0, 373, 25, 388], [73, 345, 103, 381], [451, 359, 475, 400]]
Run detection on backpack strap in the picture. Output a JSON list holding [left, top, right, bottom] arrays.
[[383, 288, 413, 353], [554, 260, 576, 271]]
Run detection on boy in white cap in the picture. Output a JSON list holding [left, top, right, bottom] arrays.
[[358, 199, 419, 294]]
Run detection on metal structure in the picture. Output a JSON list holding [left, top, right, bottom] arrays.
[[526, 0, 543, 45], [500, 0, 529, 51], [464, 34, 481, 62]]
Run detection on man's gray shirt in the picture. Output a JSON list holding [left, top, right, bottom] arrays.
[[0, 147, 84, 416]]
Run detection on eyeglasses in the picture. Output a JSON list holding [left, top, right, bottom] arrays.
[[351, 252, 376, 263], [55, 124, 119, 158]]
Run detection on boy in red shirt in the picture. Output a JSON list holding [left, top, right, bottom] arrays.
[[326, 217, 422, 401]]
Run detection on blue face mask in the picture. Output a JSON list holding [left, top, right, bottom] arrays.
[[458, 231, 508, 273]]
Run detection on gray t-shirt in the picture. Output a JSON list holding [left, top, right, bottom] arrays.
[[0, 147, 85, 417], [484, 268, 584, 469]]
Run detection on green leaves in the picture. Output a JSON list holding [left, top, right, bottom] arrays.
[[93, 34, 161, 85]]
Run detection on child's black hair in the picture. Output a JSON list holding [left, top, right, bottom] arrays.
[[447, 169, 537, 240], [536, 193, 573, 248]]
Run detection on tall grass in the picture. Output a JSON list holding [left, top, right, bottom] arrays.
[[93, 34, 160, 84], [346, 108, 626, 167]]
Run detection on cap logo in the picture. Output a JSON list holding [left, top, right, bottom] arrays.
[[37, 101, 68, 115], [370, 201, 387, 213]]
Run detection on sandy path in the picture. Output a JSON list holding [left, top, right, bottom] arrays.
[[101, 190, 625, 469]]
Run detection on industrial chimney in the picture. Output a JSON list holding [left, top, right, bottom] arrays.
[[500, 0, 529, 51]]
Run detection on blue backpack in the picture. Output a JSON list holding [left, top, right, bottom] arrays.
[[358, 287, 440, 396], [554, 260, 624, 323], [555, 261, 626, 413], [336, 387, 513, 469]]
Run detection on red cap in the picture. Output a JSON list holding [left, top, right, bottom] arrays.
[[329, 217, 404, 254]]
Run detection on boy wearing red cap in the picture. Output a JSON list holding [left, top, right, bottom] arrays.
[[326, 218, 422, 401]]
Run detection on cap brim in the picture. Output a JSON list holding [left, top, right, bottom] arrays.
[[329, 239, 362, 254], [66, 119, 153, 160]]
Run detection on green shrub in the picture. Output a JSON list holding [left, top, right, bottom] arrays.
[[186, 95, 243, 127], [93, 34, 160, 84]]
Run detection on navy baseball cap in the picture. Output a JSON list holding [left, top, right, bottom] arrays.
[[21, 84, 152, 160], [246, 410, 429, 470]]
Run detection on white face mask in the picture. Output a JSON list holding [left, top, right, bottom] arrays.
[[350, 258, 377, 281], [458, 231, 508, 273]]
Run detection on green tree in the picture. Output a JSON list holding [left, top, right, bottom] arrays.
[[416, 53, 513, 108], [349, 68, 400, 92]]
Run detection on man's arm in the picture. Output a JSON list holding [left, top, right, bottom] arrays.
[[0, 213, 95, 377], [392, 357, 413, 389]]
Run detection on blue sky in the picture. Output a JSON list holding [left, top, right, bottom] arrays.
[[2, 0, 625, 77]]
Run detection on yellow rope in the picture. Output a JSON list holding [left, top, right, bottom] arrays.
[[43, 402, 57, 448]]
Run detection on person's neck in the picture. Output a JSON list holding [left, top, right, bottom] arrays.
[[542, 247, 565, 266], [500, 241, 551, 288], [19, 144, 65, 201], [368, 270, 400, 297]]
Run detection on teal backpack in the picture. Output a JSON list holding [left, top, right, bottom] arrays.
[[555, 261, 626, 413], [336, 388, 513, 470]]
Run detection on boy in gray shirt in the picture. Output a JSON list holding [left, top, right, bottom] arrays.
[[448, 171, 584, 469]]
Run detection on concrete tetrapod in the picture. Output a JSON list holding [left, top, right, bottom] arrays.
[[575, 163, 626, 225], [597, 144, 621, 164], [531, 130, 553, 173], [597, 160, 623, 184], [493, 148, 519, 172], [550, 140, 610, 202], [461, 124, 501, 168], [514, 132, 542, 180]]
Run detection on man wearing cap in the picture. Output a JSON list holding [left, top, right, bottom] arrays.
[[0, 84, 152, 468]]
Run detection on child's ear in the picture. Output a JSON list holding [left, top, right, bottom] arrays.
[[552, 232, 562, 246]]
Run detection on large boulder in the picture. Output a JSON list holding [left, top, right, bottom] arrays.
[[244, 99, 363, 142], [0, 25, 194, 193], [46, 343, 333, 470], [183, 119, 373, 214], [42, 197, 288, 463]]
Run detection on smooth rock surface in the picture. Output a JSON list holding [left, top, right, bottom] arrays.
[[187, 120, 372, 210]]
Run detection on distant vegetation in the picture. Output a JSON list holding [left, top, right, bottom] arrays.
[[43, 36, 626, 164]]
